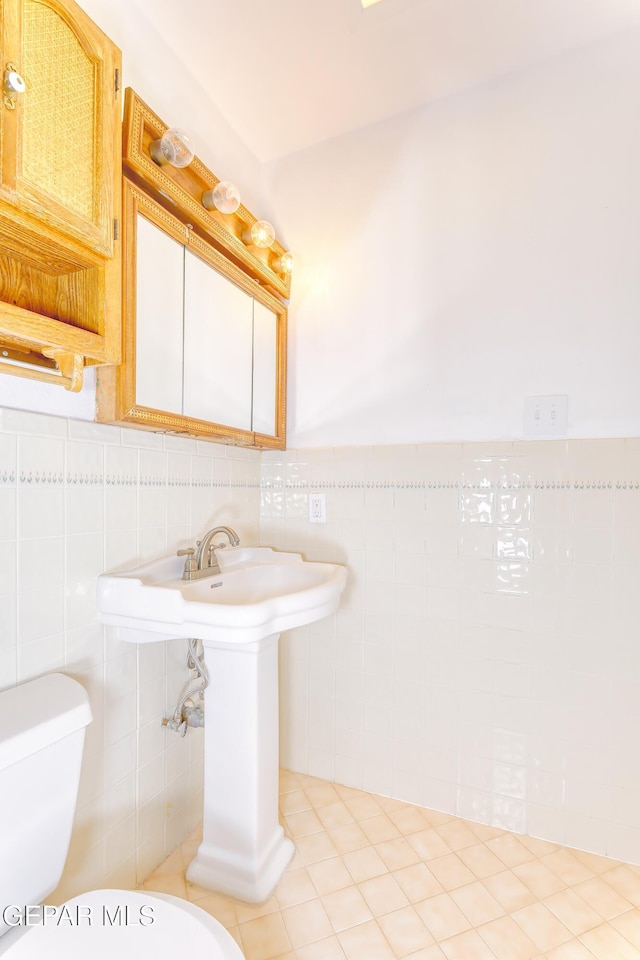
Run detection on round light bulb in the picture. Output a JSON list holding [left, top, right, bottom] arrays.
[[149, 128, 194, 168], [249, 220, 275, 249], [274, 251, 294, 274], [202, 180, 241, 214]]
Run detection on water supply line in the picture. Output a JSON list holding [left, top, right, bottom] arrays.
[[162, 637, 209, 737]]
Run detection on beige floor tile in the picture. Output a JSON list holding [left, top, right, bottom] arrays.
[[316, 801, 356, 829], [513, 859, 567, 898], [468, 822, 506, 842], [239, 912, 292, 960], [477, 915, 538, 960], [512, 902, 573, 952], [281, 899, 333, 948], [235, 893, 281, 923], [322, 885, 373, 932], [343, 845, 389, 882], [280, 790, 312, 816], [285, 809, 325, 839], [185, 878, 222, 901], [483, 869, 537, 912], [393, 863, 445, 902], [358, 873, 410, 916], [415, 893, 471, 941], [457, 843, 506, 879], [485, 833, 535, 868], [295, 934, 347, 959], [307, 856, 354, 896], [519, 834, 560, 857], [329, 822, 370, 854], [151, 849, 184, 876], [305, 782, 340, 807], [544, 888, 603, 935], [275, 867, 318, 908], [408, 828, 452, 861], [440, 928, 500, 960], [376, 836, 422, 871], [450, 880, 505, 925], [427, 853, 476, 891], [425, 810, 455, 827], [388, 805, 432, 836], [227, 926, 243, 949], [376, 794, 407, 813], [610, 909, 640, 950], [338, 919, 396, 960], [190, 891, 238, 926], [295, 831, 339, 865], [541, 849, 596, 886], [572, 849, 619, 875], [377, 905, 435, 955], [360, 814, 402, 844], [334, 783, 366, 802], [573, 876, 634, 921], [142, 875, 188, 898], [437, 820, 480, 852], [545, 943, 601, 960], [580, 921, 640, 960], [280, 770, 308, 792], [403, 947, 447, 960], [345, 795, 384, 821], [602, 866, 640, 908]]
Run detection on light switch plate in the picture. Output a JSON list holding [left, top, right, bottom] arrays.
[[523, 395, 568, 437]]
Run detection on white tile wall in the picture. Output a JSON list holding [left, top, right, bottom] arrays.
[[4, 416, 640, 891], [268, 439, 640, 866], [0, 407, 261, 897]]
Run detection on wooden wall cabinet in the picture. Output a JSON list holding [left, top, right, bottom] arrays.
[[96, 90, 288, 450], [0, 0, 122, 390], [96, 181, 286, 448]]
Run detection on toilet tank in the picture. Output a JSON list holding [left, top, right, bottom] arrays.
[[0, 674, 92, 938]]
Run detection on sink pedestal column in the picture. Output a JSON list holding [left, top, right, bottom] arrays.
[[186, 633, 294, 903]]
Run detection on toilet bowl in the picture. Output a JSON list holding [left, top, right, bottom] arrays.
[[0, 674, 244, 959], [0, 890, 243, 959]]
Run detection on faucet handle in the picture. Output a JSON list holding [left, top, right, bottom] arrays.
[[177, 547, 197, 578]]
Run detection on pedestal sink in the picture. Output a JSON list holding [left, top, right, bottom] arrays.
[[97, 546, 347, 902]]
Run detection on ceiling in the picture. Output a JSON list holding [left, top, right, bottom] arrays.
[[130, 0, 640, 162]]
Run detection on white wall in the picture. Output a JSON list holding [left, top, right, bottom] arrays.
[[266, 28, 640, 448], [0, 0, 269, 419]]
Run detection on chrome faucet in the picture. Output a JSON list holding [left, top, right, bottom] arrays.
[[177, 525, 240, 581]]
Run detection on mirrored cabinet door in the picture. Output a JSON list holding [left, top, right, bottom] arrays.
[[96, 181, 287, 448], [252, 300, 278, 437], [135, 214, 185, 413], [183, 248, 253, 429]]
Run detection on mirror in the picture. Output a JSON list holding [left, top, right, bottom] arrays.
[[97, 180, 286, 447]]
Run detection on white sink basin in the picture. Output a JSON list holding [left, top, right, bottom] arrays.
[[97, 546, 347, 644]]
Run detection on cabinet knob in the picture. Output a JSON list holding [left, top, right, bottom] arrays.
[[4, 63, 25, 110]]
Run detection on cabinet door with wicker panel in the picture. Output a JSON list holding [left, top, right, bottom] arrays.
[[0, 0, 122, 389], [1, 0, 119, 258]]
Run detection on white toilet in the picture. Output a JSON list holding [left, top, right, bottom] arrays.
[[0, 673, 244, 959]]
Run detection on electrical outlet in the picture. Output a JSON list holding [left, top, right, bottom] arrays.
[[523, 395, 568, 437], [309, 493, 326, 523]]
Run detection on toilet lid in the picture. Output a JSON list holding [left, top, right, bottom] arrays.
[[3, 889, 244, 960]]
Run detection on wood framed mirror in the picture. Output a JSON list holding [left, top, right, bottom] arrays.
[[97, 180, 287, 448]]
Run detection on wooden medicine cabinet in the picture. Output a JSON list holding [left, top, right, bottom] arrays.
[[96, 176, 287, 448], [0, 0, 122, 391]]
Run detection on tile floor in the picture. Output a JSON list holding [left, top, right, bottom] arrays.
[[143, 770, 640, 960]]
